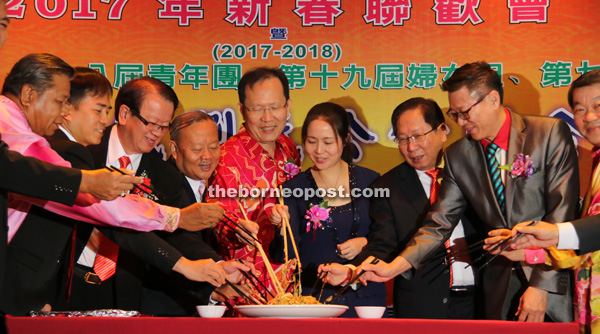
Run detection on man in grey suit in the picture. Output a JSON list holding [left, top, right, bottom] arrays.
[[325, 61, 579, 322]]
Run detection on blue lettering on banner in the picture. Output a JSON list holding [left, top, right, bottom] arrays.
[[205, 108, 238, 144]]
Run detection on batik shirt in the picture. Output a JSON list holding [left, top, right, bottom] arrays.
[[207, 126, 300, 295]]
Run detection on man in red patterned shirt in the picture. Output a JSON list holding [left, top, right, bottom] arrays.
[[207, 67, 300, 297]]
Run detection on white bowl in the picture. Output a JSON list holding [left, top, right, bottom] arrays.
[[196, 305, 227, 318], [355, 306, 386, 319]]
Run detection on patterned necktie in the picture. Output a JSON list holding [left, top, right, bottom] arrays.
[[425, 168, 440, 204], [485, 142, 506, 217], [92, 156, 130, 281], [118, 155, 131, 170], [198, 179, 206, 201]]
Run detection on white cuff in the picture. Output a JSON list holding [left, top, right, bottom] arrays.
[[556, 222, 580, 250]]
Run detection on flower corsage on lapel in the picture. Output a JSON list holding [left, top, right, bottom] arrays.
[[305, 202, 331, 241], [133, 171, 159, 201], [284, 158, 301, 180], [499, 153, 539, 179]]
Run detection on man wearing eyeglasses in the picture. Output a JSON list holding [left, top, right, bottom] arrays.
[[345, 97, 479, 319], [206, 67, 301, 299], [344, 61, 579, 322], [79, 76, 226, 313]]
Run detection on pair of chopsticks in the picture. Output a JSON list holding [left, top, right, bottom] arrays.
[[237, 258, 275, 301], [325, 258, 380, 304], [468, 220, 539, 272], [277, 185, 302, 272], [221, 214, 262, 246], [104, 166, 163, 201], [310, 260, 331, 303], [235, 200, 286, 296], [310, 260, 331, 297], [225, 280, 264, 305], [430, 239, 486, 264]]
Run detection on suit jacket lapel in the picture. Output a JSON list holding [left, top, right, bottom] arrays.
[[87, 124, 112, 168], [505, 111, 526, 225], [397, 163, 429, 213], [466, 137, 508, 227]]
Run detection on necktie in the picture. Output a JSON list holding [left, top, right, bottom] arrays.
[[92, 156, 130, 281], [118, 155, 131, 170], [198, 179, 206, 201], [65, 224, 77, 300], [425, 168, 440, 204], [485, 142, 506, 217]]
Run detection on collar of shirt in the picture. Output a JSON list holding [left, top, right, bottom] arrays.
[[186, 176, 205, 203], [106, 125, 142, 172], [481, 108, 511, 152], [238, 124, 286, 162], [58, 126, 77, 142], [415, 159, 445, 199]]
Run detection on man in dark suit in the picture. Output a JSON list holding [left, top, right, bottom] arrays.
[[83, 76, 227, 315], [169, 111, 222, 214], [349, 98, 480, 319], [334, 61, 580, 322]]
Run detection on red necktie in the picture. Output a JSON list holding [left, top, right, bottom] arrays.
[[425, 168, 440, 204], [65, 223, 77, 301], [92, 156, 130, 281]]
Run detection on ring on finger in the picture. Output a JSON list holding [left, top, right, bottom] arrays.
[[121, 190, 126, 197]]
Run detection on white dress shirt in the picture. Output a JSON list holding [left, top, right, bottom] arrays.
[[416, 168, 475, 287]]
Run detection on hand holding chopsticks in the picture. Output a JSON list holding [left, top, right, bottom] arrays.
[[104, 166, 163, 201], [471, 220, 539, 272], [221, 214, 261, 246], [325, 258, 380, 304]]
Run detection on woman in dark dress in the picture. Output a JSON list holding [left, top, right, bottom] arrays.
[[270, 102, 386, 317]]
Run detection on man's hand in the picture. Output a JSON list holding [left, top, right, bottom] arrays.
[[359, 256, 412, 284], [516, 286, 548, 322], [511, 221, 559, 249], [79, 168, 141, 201], [269, 204, 289, 227], [484, 229, 526, 262], [178, 203, 225, 232], [219, 259, 255, 284], [210, 283, 251, 302], [337, 237, 367, 260], [318, 263, 352, 286], [172, 257, 227, 287], [235, 219, 259, 246]]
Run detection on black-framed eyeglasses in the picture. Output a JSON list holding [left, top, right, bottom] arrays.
[[394, 126, 437, 146], [131, 110, 170, 132], [446, 91, 491, 122]]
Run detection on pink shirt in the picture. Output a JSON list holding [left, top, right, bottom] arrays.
[[0, 96, 179, 242]]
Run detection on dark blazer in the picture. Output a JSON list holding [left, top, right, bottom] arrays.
[[355, 162, 481, 319], [571, 216, 600, 254], [400, 111, 579, 321], [87, 125, 221, 315], [2, 131, 184, 315], [0, 135, 80, 308]]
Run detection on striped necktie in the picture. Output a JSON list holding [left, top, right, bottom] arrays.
[[485, 142, 506, 217], [92, 156, 130, 281]]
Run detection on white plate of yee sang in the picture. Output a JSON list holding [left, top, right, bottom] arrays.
[[234, 304, 348, 318]]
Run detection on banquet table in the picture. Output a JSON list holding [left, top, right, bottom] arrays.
[[5, 316, 579, 334]]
